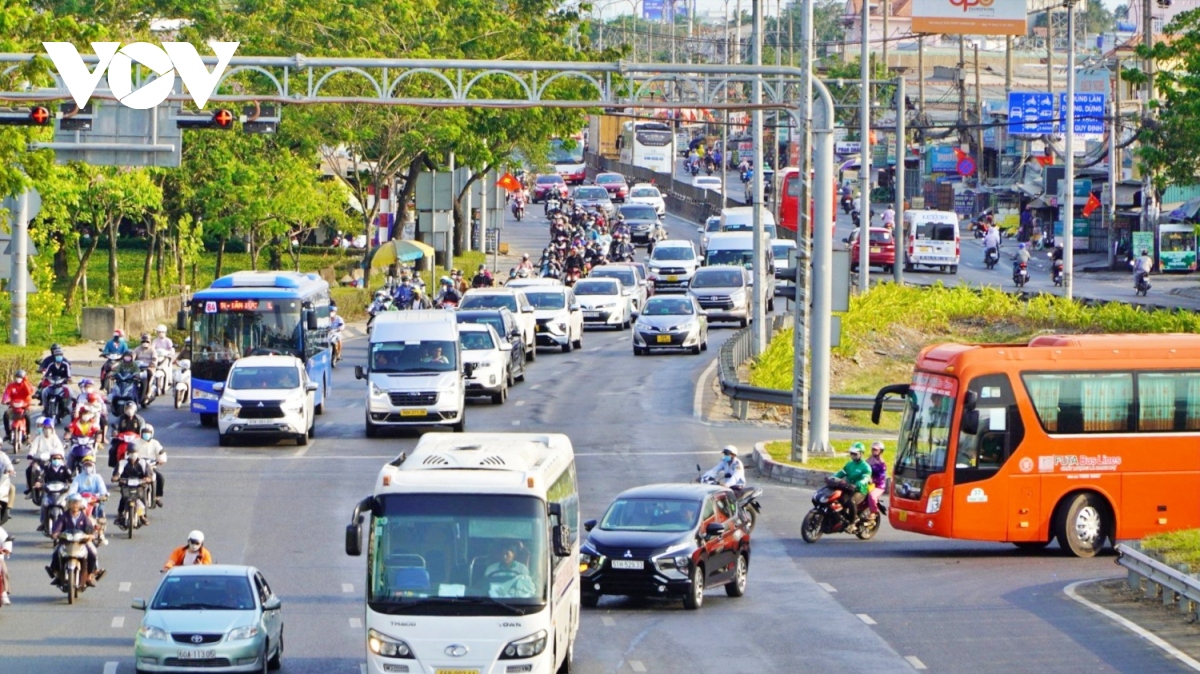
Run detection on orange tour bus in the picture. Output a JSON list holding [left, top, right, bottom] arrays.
[[871, 333, 1200, 558]]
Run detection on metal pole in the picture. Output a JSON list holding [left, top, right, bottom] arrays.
[[1005, 36, 1013, 98], [882, 0, 889, 69], [974, 44, 983, 185], [1108, 83, 1118, 270], [751, 0, 767, 354], [10, 189, 28, 346], [894, 75, 905, 285], [793, 0, 815, 463], [1141, 0, 1154, 236], [857, 0, 871, 292], [722, 0, 731, 211], [809, 78, 836, 455], [1064, 0, 1076, 300], [1046, 11, 1053, 94], [917, 35, 925, 115]]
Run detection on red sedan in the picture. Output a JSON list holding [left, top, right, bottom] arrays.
[[848, 227, 896, 272], [594, 172, 629, 202], [532, 174, 569, 203]]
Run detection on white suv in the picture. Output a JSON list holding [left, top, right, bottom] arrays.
[[524, 286, 584, 353], [646, 240, 699, 293], [459, 288, 538, 361], [215, 356, 317, 447]]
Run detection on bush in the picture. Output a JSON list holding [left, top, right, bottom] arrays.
[[1142, 529, 1200, 570]]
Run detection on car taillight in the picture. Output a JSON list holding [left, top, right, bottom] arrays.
[[956, 241, 960, 258]]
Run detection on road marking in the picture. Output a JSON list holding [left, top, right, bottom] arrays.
[[349, 617, 362, 628], [1064, 580, 1200, 671], [360, 664, 366, 674], [693, 356, 720, 419], [904, 656, 927, 670], [111, 616, 124, 628], [511, 420, 521, 426], [629, 661, 647, 673], [818, 582, 837, 593], [515, 400, 526, 407], [118, 581, 131, 592], [342, 583, 354, 593], [530, 384, 541, 390], [601, 616, 615, 626], [103, 663, 118, 674], [856, 613, 877, 625], [168, 421, 182, 429]]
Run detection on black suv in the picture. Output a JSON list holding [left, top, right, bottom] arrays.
[[580, 483, 751, 610]]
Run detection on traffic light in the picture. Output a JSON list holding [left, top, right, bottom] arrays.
[[175, 108, 235, 130], [241, 104, 278, 134], [58, 102, 92, 131], [0, 106, 52, 126]]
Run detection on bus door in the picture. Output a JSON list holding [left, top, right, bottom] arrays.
[[951, 374, 1027, 541]]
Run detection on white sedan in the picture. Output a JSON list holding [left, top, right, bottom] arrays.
[[458, 323, 511, 404], [627, 183, 666, 216], [692, 176, 723, 193]]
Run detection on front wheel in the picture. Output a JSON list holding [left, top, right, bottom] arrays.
[[800, 509, 824, 543], [1055, 493, 1109, 558], [174, 389, 184, 409], [66, 563, 78, 604], [724, 553, 748, 597], [682, 564, 705, 610]]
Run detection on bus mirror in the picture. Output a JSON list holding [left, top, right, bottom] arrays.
[[552, 524, 571, 557], [345, 522, 362, 556], [307, 310, 319, 331], [176, 310, 187, 331], [354, 365, 365, 380], [871, 383, 910, 425], [961, 409, 981, 436], [964, 390, 979, 411]]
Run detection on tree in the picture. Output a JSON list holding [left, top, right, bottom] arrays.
[[1081, 0, 1114, 36], [1129, 8, 1200, 192]]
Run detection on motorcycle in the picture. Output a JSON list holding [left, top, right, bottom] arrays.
[[366, 296, 395, 331], [0, 531, 11, 608], [329, 331, 343, 368], [984, 246, 999, 270], [696, 465, 763, 533], [512, 201, 525, 221], [99, 353, 122, 391], [1135, 270, 1152, 296], [544, 197, 561, 217], [41, 481, 69, 538], [564, 266, 582, 287], [108, 369, 143, 416], [840, 195, 854, 214], [26, 453, 44, 507], [67, 435, 97, 475], [116, 476, 150, 539], [7, 399, 29, 455], [1051, 257, 1064, 287], [145, 350, 173, 407], [173, 359, 191, 409], [1013, 261, 1029, 288], [40, 376, 70, 425], [52, 530, 93, 604], [0, 469, 13, 524], [80, 491, 107, 545], [800, 476, 883, 543]]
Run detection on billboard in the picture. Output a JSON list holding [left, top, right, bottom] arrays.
[[643, 0, 686, 20], [911, 0, 1028, 36]]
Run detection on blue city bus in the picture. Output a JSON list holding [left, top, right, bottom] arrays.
[[183, 271, 332, 426]]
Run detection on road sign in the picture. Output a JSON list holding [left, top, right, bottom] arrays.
[[957, 158, 976, 177], [1058, 93, 1106, 137], [39, 95, 183, 168], [1, 188, 41, 222], [1006, 92, 1055, 136]]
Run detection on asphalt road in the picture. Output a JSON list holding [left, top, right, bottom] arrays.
[[1, 206, 1191, 674]]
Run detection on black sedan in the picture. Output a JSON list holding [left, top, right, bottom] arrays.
[[455, 308, 527, 386], [580, 483, 751, 610], [616, 203, 665, 246]]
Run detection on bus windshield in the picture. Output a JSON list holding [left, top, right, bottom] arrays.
[[192, 300, 303, 365], [368, 494, 548, 616], [549, 140, 583, 165], [895, 372, 958, 476]]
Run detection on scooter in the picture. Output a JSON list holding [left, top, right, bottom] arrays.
[[1051, 257, 1064, 287], [67, 435, 97, 475], [512, 201, 525, 222], [1135, 270, 1152, 296], [108, 369, 143, 416], [800, 476, 884, 543], [841, 194, 854, 214], [329, 331, 343, 368], [1013, 261, 1029, 288], [173, 359, 191, 409], [696, 465, 764, 533], [99, 353, 121, 392], [40, 376, 71, 426], [41, 481, 69, 538], [116, 477, 150, 539], [52, 529, 93, 604], [0, 469, 13, 524], [984, 247, 999, 270], [564, 266, 582, 287], [146, 350, 173, 406], [7, 399, 29, 456]]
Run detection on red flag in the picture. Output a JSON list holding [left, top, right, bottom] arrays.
[[1082, 192, 1102, 217], [1036, 154, 1055, 167], [953, 147, 968, 162], [496, 172, 522, 192]]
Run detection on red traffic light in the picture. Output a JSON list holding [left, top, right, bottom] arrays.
[[29, 106, 50, 125], [213, 109, 234, 129]]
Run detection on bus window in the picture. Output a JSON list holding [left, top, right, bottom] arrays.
[[1137, 372, 1200, 432], [955, 374, 1024, 484], [1022, 372, 1134, 434], [895, 372, 957, 478]]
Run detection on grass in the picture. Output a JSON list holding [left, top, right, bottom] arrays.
[[1141, 529, 1200, 571], [763, 439, 895, 472]]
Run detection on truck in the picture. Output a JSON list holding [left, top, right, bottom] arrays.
[[588, 113, 625, 160]]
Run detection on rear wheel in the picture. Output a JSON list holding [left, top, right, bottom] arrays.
[[200, 413, 217, 428], [724, 554, 748, 597], [682, 564, 705, 610], [800, 509, 824, 543], [580, 593, 600, 608], [1055, 493, 1108, 558], [268, 629, 283, 670], [949, 265, 958, 274], [856, 517, 881, 540]]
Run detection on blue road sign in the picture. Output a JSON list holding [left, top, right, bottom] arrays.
[[1058, 93, 1106, 136], [1007, 92, 1055, 136]]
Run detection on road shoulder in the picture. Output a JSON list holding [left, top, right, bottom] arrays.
[[1066, 577, 1200, 670]]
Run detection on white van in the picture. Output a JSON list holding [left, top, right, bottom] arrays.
[[355, 310, 470, 436], [703, 231, 776, 308], [903, 209, 960, 273], [719, 206, 778, 240]]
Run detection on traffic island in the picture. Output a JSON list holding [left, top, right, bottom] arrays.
[[1069, 577, 1200, 665]]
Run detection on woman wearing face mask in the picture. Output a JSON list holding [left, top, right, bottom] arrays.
[[68, 453, 108, 545], [25, 417, 63, 497], [35, 448, 72, 532], [136, 424, 166, 507], [162, 530, 212, 572]]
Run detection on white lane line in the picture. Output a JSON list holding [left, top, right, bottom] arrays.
[[349, 617, 362, 628], [515, 400, 526, 407], [342, 583, 354, 593], [601, 616, 616, 627], [360, 664, 367, 674], [111, 616, 124, 628], [168, 421, 182, 429], [818, 582, 837, 593], [904, 656, 927, 670], [103, 663, 118, 674], [511, 420, 521, 426], [693, 356, 720, 419], [530, 384, 541, 390], [629, 661, 647, 673], [856, 613, 877, 625], [119, 581, 131, 592], [1064, 580, 1200, 672]]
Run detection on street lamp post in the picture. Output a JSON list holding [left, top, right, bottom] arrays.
[[1064, 0, 1077, 300]]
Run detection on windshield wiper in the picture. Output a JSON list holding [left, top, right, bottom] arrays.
[[452, 596, 529, 615]]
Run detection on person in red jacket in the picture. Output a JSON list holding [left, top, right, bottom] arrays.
[[3, 369, 34, 445]]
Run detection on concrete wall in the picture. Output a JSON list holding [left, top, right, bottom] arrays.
[[81, 295, 184, 343]]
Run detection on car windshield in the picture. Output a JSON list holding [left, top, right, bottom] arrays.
[[574, 281, 618, 295], [772, 244, 794, 260], [368, 494, 548, 615], [895, 373, 957, 477], [651, 246, 694, 261], [705, 249, 754, 269], [592, 269, 635, 286], [596, 175, 623, 184], [630, 188, 659, 198], [691, 270, 743, 288], [599, 497, 701, 533], [228, 366, 300, 390], [619, 205, 657, 220], [535, 175, 561, 184], [705, 219, 722, 232], [575, 187, 608, 200], [525, 292, 566, 310], [643, 298, 694, 315], [460, 294, 518, 312], [369, 341, 458, 373], [459, 331, 496, 351], [458, 315, 506, 337], [151, 574, 256, 611]]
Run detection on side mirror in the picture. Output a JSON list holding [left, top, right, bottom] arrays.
[[305, 382, 319, 393], [871, 383, 910, 425], [522, 306, 535, 313], [552, 524, 571, 557], [463, 362, 477, 377], [841, 237, 849, 244], [306, 310, 319, 331], [262, 596, 282, 611], [354, 365, 365, 380], [583, 519, 597, 532], [498, 340, 513, 351], [175, 310, 187, 331], [345, 496, 375, 556], [961, 409, 981, 436], [569, 303, 581, 312], [132, 598, 147, 611], [964, 390, 979, 411], [212, 382, 224, 393], [705, 522, 726, 538]]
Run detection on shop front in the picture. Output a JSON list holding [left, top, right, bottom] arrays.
[[1159, 223, 1198, 272]]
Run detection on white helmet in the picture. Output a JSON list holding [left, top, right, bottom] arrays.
[[722, 445, 738, 457], [187, 530, 204, 546], [156, 324, 167, 334]]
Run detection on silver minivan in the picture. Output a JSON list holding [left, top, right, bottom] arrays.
[[688, 265, 751, 326]]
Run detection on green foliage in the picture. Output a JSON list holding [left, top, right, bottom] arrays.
[[764, 439, 895, 470], [1142, 529, 1200, 570], [1130, 8, 1200, 191]]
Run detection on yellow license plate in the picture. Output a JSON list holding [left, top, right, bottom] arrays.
[[897, 510, 908, 522], [535, 324, 541, 332], [400, 409, 426, 417], [667, 275, 679, 282], [870, 246, 881, 253], [656, 335, 672, 343]]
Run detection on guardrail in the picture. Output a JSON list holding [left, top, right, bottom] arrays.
[[1116, 543, 1200, 622]]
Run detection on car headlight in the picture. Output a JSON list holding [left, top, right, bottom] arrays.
[[138, 625, 170, 641], [228, 625, 260, 641], [672, 320, 697, 332], [368, 628, 415, 659], [219, 402, 240, 418], [926, 488, 944, 514], [557, 322, 568, 332], [500, 630, 548, 659], [193, 389, 219, 402], [580, 548, 605, 574], [730, 291, 747, 304], [282, 395, 305, 413], [370, 382, 386, 398]]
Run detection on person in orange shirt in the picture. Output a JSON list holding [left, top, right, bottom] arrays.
[[3, 368, 34, 444], [162, 530, 213, 572]]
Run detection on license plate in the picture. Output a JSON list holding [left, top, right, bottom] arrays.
[[917, 247, 929, 253], [897, 510, 908, 522], [584, 311, 600, 318], [400, 409, 427, 417], [436, 670, 480, 674], [870, 247, 881, 253], [535, 324, 541, 332], [656, 335, 672, 343], [611, 560, 644, 570], [176, 649, 216, 659], [667, 275, 679, 282]]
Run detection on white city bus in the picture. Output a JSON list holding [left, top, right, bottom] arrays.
[[618, 121, 675, 175], [346, 433, 580, 674]]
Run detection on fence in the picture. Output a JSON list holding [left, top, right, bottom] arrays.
[[584, 153, 751, 225], [1116, 543, 1200, 623]]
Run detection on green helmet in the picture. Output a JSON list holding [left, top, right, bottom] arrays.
[[849, 442, 865, 456]]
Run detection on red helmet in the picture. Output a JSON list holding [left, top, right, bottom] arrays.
[[88, 392, 100, 403]]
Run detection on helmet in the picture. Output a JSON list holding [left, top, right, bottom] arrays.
[[14, 369, 24, 379], [156, 324, 167, 334], [141, 334, 151, 344], [49, 448, 64, 459], [722, 445, 738, 457], [870, 441, 885, 452], [1018, 243, 1025, 250], [114, 329, 124, 337], [87, 392, 99, 403], [81, 453, 96, 464], [68, 493, 86, 505], [522, 253, 529, 260], [1142, 250, 1150, 256], [849, 442, 865, 456], [330, 307, 337, 314], [51, 344, 63, 356], [80, 378, 92, 388], [188, 530, 205, 545], [142, 424, 154, 436], [40, 417, 55, 428], [123, 401, 138, 414], [440, 276, 452, 286]]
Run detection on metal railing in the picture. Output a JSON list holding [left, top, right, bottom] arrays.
[[1116, 543, 1200, 622]]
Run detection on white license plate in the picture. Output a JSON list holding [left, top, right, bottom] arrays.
[[584, 311, 600, 318], [245, 418, 274, 425], [176, 649, 216, 659], [611, 560, 644, 570]]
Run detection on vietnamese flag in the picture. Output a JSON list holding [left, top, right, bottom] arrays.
[[1036, 154, 1055, 167], [1082, 192, 1101, 217], [496, 172, 522, 192], [953, 147, 968, 162]]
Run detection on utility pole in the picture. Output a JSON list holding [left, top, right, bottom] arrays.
[[958, 38, 967, 129], [735, 0, 742, 63], [795, 0, 816, 461], [9, 189, 29, 346], [1046, 10, 1053, 94], [882, 0, 889, 69], [722, 0, 731, 210], [894, 74, 906, 286], [1141, 0, 1155, 235], [1005, 36, 1013, 98], [1108, 67, 1119, 269], [858, 0, 871, 292], [974, 44, 983, 184], [918, 35, 925, 115], [1064, 0, 1077, 300], [751, 0, 767, 354]]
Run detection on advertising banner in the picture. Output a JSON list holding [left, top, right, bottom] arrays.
[[911, 0, 1028, 36]]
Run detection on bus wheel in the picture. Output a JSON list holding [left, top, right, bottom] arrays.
[[1013, 541, 1049, 552], [1055, 493, 1108, 558]]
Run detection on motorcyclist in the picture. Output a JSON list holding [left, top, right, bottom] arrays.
[[38, 345, 72, 412], [132, 333, 155, 366], [75, 390, 108, 440], [114, 443, 154, 528], [101, 329, 128, 356], [0, 524, 10, 605], [983, 223, 1001, 261], [1134, 249, 1153, 283], [25, 417, 63, 496], [110, 402, 146, 481], [1051, 242, 1064, 263], [565, 247, 586, 275], [151, 325, 176, 388], [368, 289, 394, 316], [702, 445, 746, 488], [833, 443, 873, 522], [472, 264, 494, 289], [3, 368, 34, 445], [111, 351, 143, 407], [392, 276, 416, 310], [36, 448, 72, 532], [517, 254, 535, 273], [68, 453, 108, 545], [48, 493, 104, 587], [136, 424, 167, 508], [65, 408, 103, 472], [435, 277, 461, 307], [866, 441, 887, 522], [1013, 242, 1031, 276], [162, 530, 213, 571]]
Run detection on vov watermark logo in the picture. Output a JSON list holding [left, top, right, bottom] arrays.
[[42, 42, 239, 110]]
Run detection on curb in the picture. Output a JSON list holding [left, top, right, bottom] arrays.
[[751, 440, 835, 488]]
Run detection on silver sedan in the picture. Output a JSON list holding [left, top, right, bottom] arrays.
[[632, 295, 709, 355]]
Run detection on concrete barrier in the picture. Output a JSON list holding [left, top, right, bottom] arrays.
[[750, 441, 834, 488], [81, 295, 184, 342]]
